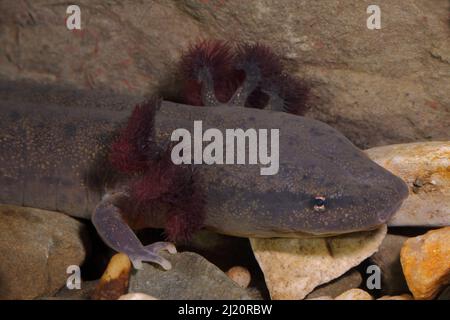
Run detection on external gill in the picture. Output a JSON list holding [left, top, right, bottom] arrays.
[[199, 67, 221, 106], [181, 40, 309, 115], [227, 61, 261, 106]]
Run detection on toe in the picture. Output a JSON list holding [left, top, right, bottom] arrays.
[[144, 241, 177, 254]]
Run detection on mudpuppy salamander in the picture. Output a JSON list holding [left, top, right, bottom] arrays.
[[0, 42, 409, 270]]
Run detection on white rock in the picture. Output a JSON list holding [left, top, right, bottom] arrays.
[[250, 225, 387, 300], [118, 293, 158, 300]]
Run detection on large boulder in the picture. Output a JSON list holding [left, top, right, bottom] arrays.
[[0, 0, 448, 148]]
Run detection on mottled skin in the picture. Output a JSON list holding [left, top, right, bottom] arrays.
[[0, 81, 408, 269]]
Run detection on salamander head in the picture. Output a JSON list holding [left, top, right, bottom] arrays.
[[179, 107, 410, 239], [276, 119, 409, 237], [290, 166, 408, 236]]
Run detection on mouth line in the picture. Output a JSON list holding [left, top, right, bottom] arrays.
[[282, 200, 406, 238], [254, 225, 384, 239]]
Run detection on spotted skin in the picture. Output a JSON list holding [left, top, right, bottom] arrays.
[[0, 81, 408, 269]]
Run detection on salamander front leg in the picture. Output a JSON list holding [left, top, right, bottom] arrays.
[[92, 193, 177, 270]]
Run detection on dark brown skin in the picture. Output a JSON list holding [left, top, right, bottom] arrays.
[[0, 81, 408, 270]]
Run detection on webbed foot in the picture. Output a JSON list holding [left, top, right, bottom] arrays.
[[129, 242, 177, 270], [127, 242, 177, 270]]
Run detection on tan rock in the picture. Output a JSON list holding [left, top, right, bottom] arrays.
[[91, 253, 132, 300], [306, 270, 362, 299], [100, 253, 131, 282], [378, 294, 413, 300], [335, 289, 373, 300], [118, 293, 158, 300], [226, 266, 251, 289], [400, 227, 450, 300], [0, 205, 89, 299], [250, 225, 387, 300], [307, 296, 333, 300], [365, 141, 450, 227]]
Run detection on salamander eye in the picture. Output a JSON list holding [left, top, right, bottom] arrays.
[[313, 196, 326, 211]]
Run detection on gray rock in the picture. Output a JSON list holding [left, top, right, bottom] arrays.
[[306, 270, 362, 299], [1, 1, 449, 148], [179, 230, 257, 271], [250, 225, 387, 300], [369, 234, 409, 295], [0, 205, 89, 299], [129, 251, 252, 300]]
